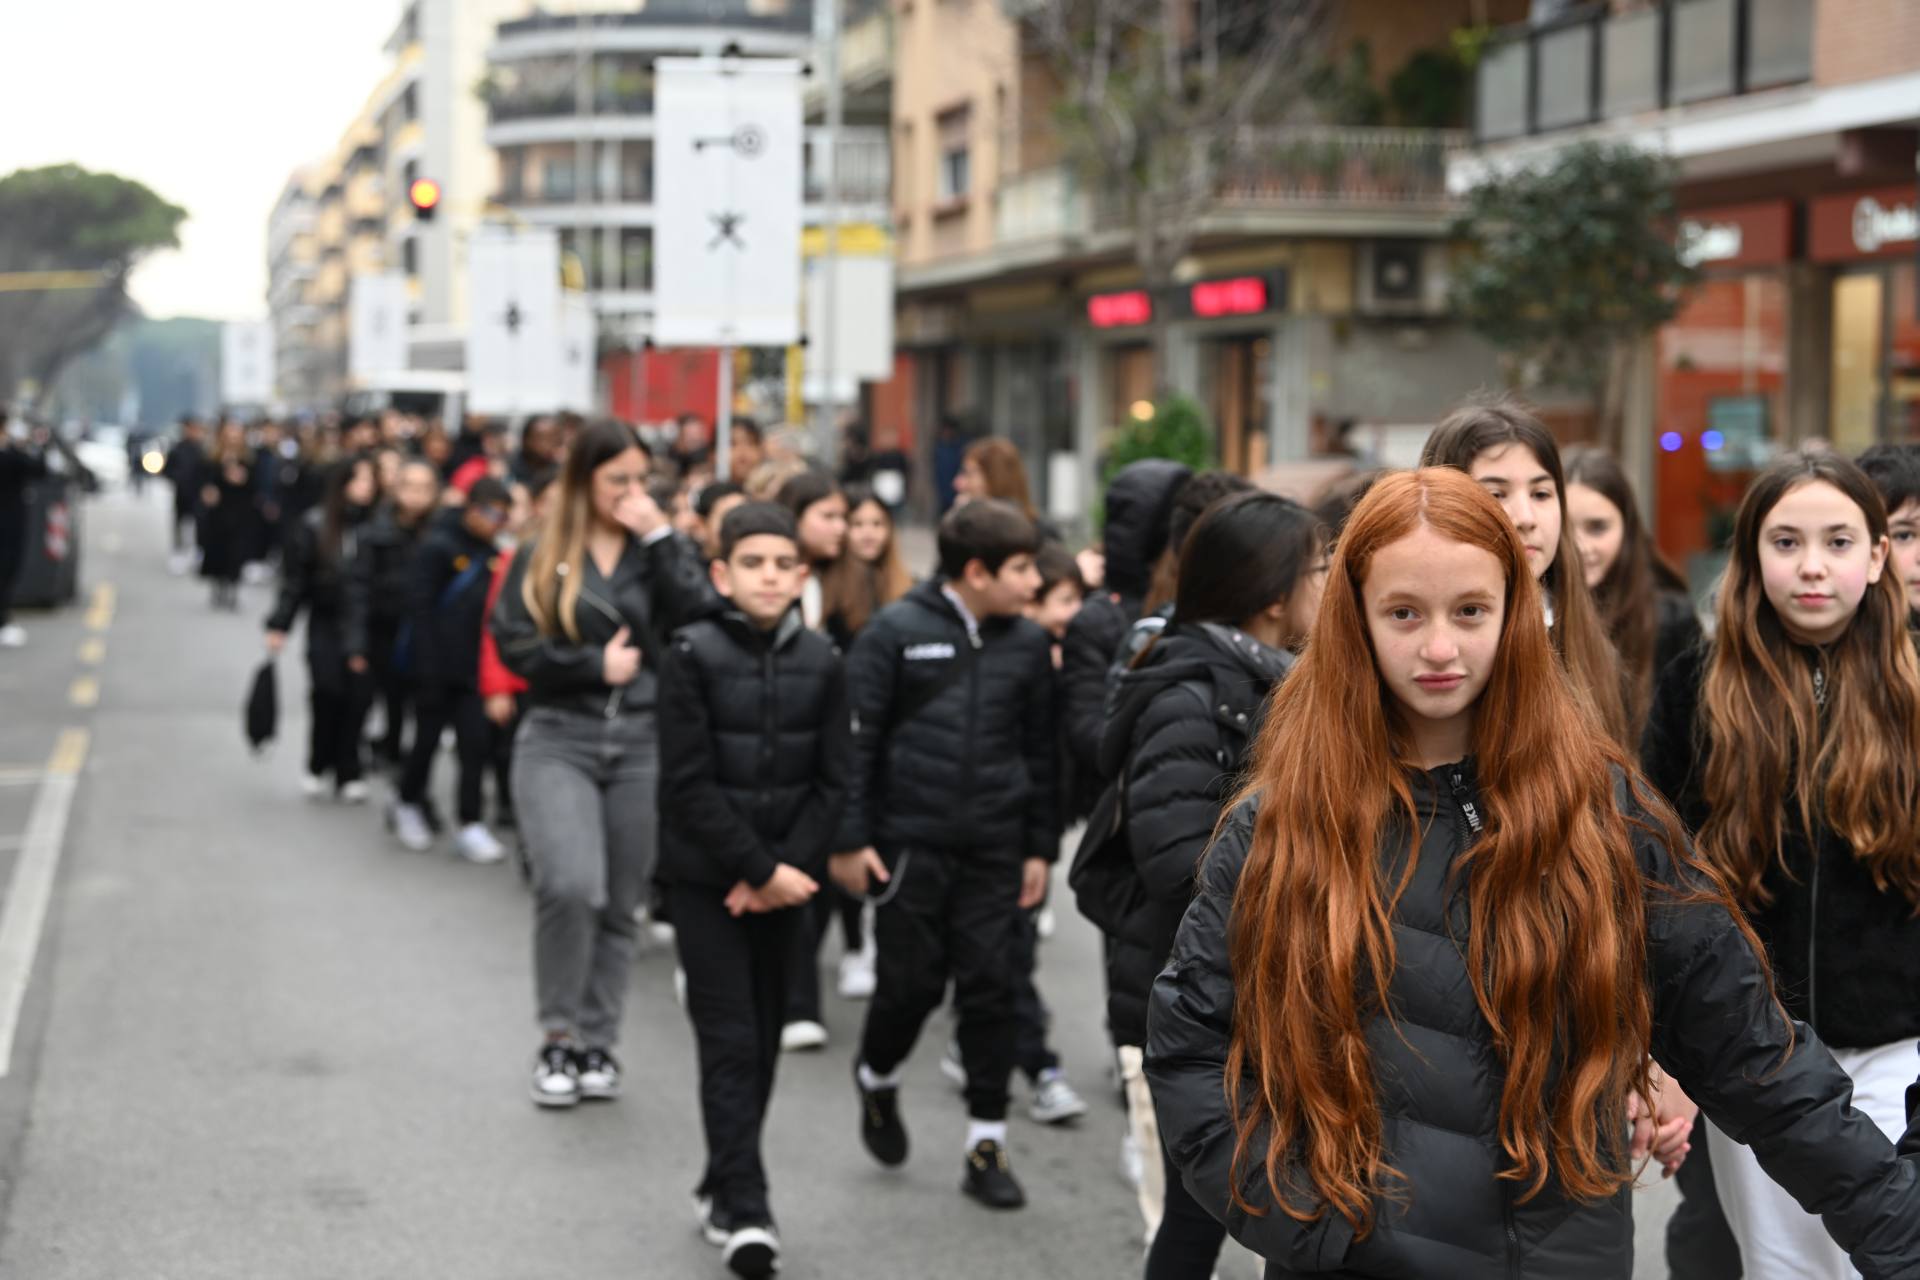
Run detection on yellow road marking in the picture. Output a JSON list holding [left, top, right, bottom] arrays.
[[47, 730, 87, 776], [84, 583, 115, 632], [68, 677, 98, 709], [77, 637, 105, 665]]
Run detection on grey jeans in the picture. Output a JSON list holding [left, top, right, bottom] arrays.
[[512, 707, 660, 1049]]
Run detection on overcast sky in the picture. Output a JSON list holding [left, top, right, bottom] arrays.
[[0, 0, 401, 322]]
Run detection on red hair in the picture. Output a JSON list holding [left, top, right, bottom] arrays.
[[1224, 468, 1745, 1234]]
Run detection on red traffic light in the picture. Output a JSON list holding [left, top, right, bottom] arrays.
[[409, 178, 442, 216]]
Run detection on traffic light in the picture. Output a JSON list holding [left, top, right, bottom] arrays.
[[409, 178, 441, 222]]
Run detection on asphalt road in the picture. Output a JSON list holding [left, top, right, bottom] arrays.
[[0, 487, 1680, 1279]]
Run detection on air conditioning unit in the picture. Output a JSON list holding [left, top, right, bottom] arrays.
[[1355, 241, 1449, 318]]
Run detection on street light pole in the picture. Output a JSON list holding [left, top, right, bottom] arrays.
[[812, 0, 843, 467]]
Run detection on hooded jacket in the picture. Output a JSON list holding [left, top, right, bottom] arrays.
[[835, 578, 1056, 859], [1148, 771, 1920, 1279], [1097, 622, 1289, 1047], [265, 505, 364, 687], [406, 508, 500, 695], [1062, 459, 1192, 778], [491, 528, 721, 719], [1642, 642, 1920, 1051], [656, 606, 850, 890]]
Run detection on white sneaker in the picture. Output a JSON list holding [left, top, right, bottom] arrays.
[[390, 802, 434, 851], [168, 551, 190, 576], [836, 949, 876, 1000], [722, 1224, 781, 1277], [673, 966, 688, 1008], [779, 1020, 828, 1052], [0, 624, 25, 649], [455, 822, 506, 864], [1036, 906, 1056, 940], [300, 773, 328, 799], [339, 780, 370, 805], [940, 1037, 968, 1091], [530, 1042, 580, 1109], [1030, 1067, 1089, 1125]]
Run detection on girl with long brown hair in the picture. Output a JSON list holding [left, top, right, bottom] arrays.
[[1643, 449, 1920, 1279], [821, 484, 913, 651], [1421, 396, 1628, 744], [1147, 466, 1920, 1278], [1564, 446, 1701, 737]]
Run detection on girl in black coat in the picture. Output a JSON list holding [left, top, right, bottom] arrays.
[[199, 422, 257, 610], [266, 455, 378, 800], [1100, 491, 1326, 1278], [1642, 450, 1920, 1280]]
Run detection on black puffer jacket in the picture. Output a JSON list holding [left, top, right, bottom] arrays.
[[836, 579, 1056, 859], [1099, 623, 1289, 1047], [1643, 643, 1920, 1050], [1148, 771, 1920, 1279], [265, 506, 364, 689], [406, 510, 500, 694], [1062, 459, 1191, 780], [345, 504, 428, 659], [491, 529, 721, 718], [657, 607, 850, 890]]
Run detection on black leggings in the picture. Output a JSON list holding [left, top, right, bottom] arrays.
[[1145, 1139, 1227, 1280]]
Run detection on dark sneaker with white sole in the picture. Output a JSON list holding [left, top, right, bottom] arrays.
[[530, 1041, 580, 1109], [855, 1064, 909, 1167], [576, 1047, 621, 1100], [723, 1223, 781, 1277], [962, 1139, 1026, 1210]]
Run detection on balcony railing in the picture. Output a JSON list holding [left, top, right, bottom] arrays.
[[804, 129, 891, 207], [495, 5, 812, 42], [1475, 0, 1813, 143]]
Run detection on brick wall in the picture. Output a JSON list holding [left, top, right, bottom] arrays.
[[1815, 0, 1920, 86]]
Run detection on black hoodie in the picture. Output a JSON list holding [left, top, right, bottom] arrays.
[[407, 509, 501, 694]]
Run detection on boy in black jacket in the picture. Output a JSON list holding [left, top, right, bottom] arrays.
[[658, 502, 849, 1279], [831, 499, 1056, 1210], [391, 476, 511, 862]]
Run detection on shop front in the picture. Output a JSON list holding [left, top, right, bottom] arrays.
[[1811, 185, 1920, 451]]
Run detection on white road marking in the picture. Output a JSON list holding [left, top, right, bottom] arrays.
[[0, 728, 89, 1078]]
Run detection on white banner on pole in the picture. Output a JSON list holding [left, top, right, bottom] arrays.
[[465, 226, 562, 415], [557, 293, 597, 413], [803, 254, 893, 401], [349, 273, 410, 382], [653, 57, 803, 348], [220, 321, 274, 406]]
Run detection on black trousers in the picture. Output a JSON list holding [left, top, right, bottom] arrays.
[[308, 668, 367, 785], [1009, 908, 1059, 1082], [401, 688, 490, 824], [1667, 1115, 1742, 1279], [0, 515, 24, 630], [366, 620, 409, 767], [674, 887, 797, 1223], [784, 884, 865, 1023], [171, 497, 195, 552], [858, 846, 1021, 1122], [1146, 1139, 1228, 1280]]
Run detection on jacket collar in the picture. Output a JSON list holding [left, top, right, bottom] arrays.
[[716, 603, 807, 651]]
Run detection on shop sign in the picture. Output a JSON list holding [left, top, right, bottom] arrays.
[[1190, 276, 1268, 318], [1675, 202, 1791, 269], [1087, 290, 1152, 329], [1810, 186, 1919, 262]]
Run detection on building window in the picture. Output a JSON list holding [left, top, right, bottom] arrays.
[[936, 106, 970, 205], [402, 237, 418, 277], [620, 228, 652, 291], [543, 158, 576, 203]]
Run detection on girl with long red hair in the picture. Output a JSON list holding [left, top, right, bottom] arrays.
[[1146, 467, 1920, 1278], [1644, 449, 1920, 1279]]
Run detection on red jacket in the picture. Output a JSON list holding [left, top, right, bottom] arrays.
[[478, 552, 528, 698]]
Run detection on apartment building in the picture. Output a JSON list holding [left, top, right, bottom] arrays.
[[1454, 0, 1920, 569], [876, 0, 1527, 518]]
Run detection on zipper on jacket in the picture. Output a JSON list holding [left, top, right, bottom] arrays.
[[961, 630, 982, 842], [1806, 840, 1821, 1029], [1448, 768, 1483, 836]]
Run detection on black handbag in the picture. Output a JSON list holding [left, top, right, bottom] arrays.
[[244, 659, 278, 751]]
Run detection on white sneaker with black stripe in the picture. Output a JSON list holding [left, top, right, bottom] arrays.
[[529, 1041, 580, 1109]]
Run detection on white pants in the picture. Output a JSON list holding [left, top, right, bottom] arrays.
[[1706, 1036, 1920, 1280], [1119, 1044, 1166, 1244]]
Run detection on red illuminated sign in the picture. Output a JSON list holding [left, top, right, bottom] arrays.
[[1189, 276, 1268, 318], [1087, 290, 1153, 328]]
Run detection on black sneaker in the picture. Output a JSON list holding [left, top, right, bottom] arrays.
[[962, 1139, 1026, 1210], [722, 1223, 780, 1278], [854, 1064, 909, 1167], [529, 1041, 580, 1109], [576, 1047, 621, 1100]]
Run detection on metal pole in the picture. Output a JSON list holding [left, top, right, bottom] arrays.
[[811, 0, 843, 466], [716, 346, 734, 482]]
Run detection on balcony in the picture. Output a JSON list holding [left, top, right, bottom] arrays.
[[490, 6, 811, 63], [995, 166, 1088, 243], [1474, 0, 1814, 143], [804, 128, 891, 208]]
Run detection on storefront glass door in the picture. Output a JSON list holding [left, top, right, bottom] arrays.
[[1831, 273, 1884, 453]]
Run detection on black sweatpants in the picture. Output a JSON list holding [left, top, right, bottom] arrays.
[[858, 845, 1021, 1122], [0, 514, 24, 630], [1667, 1115, 1742, 1279], [307, 678, 366, 786], [366, 619, 408, 766], [784, 884, 864, 1024], [1009, 908, 1059, 1082], [674, 887, 798, 1223], [401, 688, 490, 824]]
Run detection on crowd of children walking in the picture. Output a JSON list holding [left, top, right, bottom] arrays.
[[173, 396, 1920, 1280]]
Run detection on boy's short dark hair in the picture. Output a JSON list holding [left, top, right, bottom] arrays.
[[1168, 471, 1258, 557], [526, 465, 559, 501], [1856, 444, 1920, 517], [718, 501, 800, 562], [731, 420, 765, 446], [1034, 543, 1085, 598], [467, 476, 512, 509], [695, 480, 744, 519], [938, 499, 1040, 580]]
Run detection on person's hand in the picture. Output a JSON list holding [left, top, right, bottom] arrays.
[[724, 880, 759, 917], [201, 485, 220, 507], [613, 488, 668, 539], [1076, 547, 1106, 593], [1629, 1076, 1697, 1179], [484, 693, 516, 726], [346, 654, 368, 675], [830, 847, 889, 897], [1019, 857, 1051, 910], [265, 630, 286, 656], [602, 626, 641, 686], [756, 863, 819, 911]]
